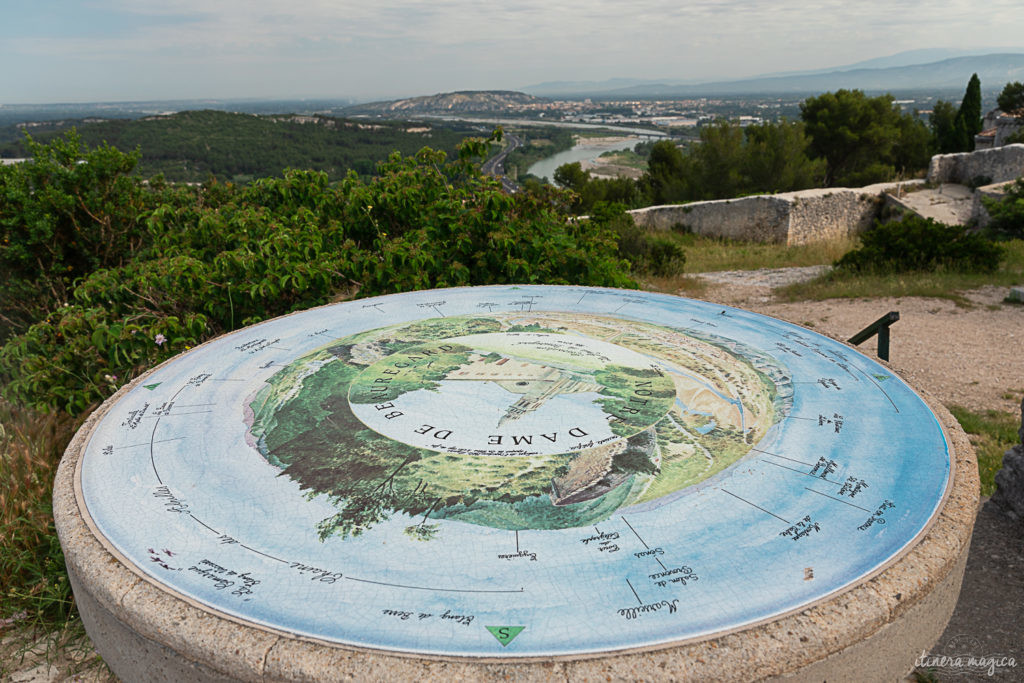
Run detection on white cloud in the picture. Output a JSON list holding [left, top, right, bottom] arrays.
[[3, 0, 1023, 101]]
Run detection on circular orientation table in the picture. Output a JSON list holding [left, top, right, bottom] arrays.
[[55, 286, 978, 681]]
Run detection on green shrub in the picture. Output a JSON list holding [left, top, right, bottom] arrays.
[[0, 131, 188, 340], [966, 175, 993, 190], [589, 203, 686, 276], [835, 214, 1004, 274], [0, 136, 637, 413], [983, 178, 1024, 239]]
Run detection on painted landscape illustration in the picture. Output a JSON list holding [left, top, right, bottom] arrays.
[[246, 313, 793, 541]]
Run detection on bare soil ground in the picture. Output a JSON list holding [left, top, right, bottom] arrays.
[[693, 267, 1024, 414], [2, 269, 1021, 682]]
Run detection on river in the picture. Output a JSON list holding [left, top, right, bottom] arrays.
[[527, 136, 643, 181]]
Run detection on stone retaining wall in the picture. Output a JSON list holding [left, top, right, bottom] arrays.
[[971, 180, 1017, 228], [628, 181, 907, 245], [623, 146, 1023, 244], [928, 144, 1024, 185]]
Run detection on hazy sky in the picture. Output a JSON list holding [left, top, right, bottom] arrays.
[[3, 0, 1023, 104]]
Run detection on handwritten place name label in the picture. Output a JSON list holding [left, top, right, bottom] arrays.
[[775, 342, 803, 357], [810, 456, 838, 478], [634, 547, 665, 558], [153, 401, 175, 417], [510, 337, 610, 362], [859, 499, 896, 530], [819, 412, 845, 433], [780, 515, 820, 541], [152, 485, 189, 514], [383, 608, 474, 626], [234, 338, 281, 355], [838, 476, 868, 498], [498, 549, 537, 561], [650, 565, 698, 588], [289, 562, 343, 583], [121, 402, 149, 429], [187, 373, 211, 387], [581, 530, 620, 553], [187, 558, 260, 597], [618, 599, 679, 620]]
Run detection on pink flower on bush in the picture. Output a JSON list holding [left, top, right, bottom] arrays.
[[154, 333, 167, 347]]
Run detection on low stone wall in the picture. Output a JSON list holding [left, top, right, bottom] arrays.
[[928, 144, 1024, 185], [971, 180, 1017, 228], [628, 181, 906, 245], [625, 145, 1024, 244]]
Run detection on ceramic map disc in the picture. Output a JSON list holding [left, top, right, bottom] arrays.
[[78, 286, 951, 658]]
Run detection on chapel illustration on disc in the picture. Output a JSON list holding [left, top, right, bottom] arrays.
[[78, 285, 951, 657]]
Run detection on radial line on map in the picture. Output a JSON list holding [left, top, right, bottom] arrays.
[[751, 447, 814, 468], [123, 436, 186, 449], [236, 544, 289, 564], [620, 516, 650, 549], [762, 459, 841, 485], [189, 514, 220, 535], [625, 578, 643, 605], [344, 576, 524, 594], [720, 489, 791, 524], [146, 410, 213, 418]]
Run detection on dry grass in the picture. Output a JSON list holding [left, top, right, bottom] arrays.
[[0, 399, 116, 678], [949, 405, 1022, 497], [676, 233, 856, 273], [0, 399, 85, 627], [777, 239, 1024, 304]]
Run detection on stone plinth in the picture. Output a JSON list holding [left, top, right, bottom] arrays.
[[53, 287, 979, 682]]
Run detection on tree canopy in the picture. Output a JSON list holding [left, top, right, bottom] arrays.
[[799, 89, 929, 186], [998, 81, 1024, 117]]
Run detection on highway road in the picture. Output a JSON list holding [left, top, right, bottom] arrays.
[[481, 133, 523, 192]]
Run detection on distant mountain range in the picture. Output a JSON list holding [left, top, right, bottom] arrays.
[[522, 51, 1024, 98]]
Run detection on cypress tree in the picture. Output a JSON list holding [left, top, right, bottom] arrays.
[[954, 73, 983, 151]]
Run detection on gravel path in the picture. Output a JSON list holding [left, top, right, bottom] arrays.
[[693, 268, 1024, 414]]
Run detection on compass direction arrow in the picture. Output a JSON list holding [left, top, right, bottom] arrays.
[[486, 626, 524, 647], [142, 383, 162, 390]]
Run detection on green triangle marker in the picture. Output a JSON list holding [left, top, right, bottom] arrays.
[[486, 626, 524, 647], [872, 374, 890, 382], [143, 383, 162, 391]]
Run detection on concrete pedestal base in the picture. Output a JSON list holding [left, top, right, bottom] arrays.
[[55, 388, 978, 682]]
